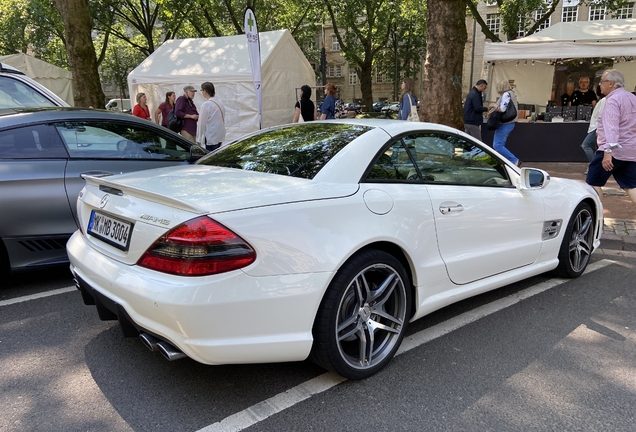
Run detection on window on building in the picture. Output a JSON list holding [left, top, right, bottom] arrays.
[[535, 8, 551, 31], [328, 65, 335, 77], [376, 72, 383, 84], [486, 13, 500, 35], [385, 74, 393, 83], [562, 6, 578, 22], [331, 35, 340, 51], [589, 4, 606, 20], [349, 69, 357, 85], [485, 0, 497, 6], [335, 65, 342, 77], [615, 2, 634, 19], [517, 16, 526, 38]]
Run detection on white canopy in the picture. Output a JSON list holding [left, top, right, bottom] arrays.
[[0, 53, 74, 106], [483, 19, 636, 106], [128, 30, 316, 142], [484, 19, 636, 60]]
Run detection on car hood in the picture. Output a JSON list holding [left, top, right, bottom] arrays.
[[83, 165, 359, 214]]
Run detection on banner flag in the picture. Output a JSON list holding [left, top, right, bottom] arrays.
[[244, 7, 262, 128]]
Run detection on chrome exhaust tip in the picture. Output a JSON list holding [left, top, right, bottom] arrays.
[[139, 333, 160, 352], [156, 341, 187, 361]]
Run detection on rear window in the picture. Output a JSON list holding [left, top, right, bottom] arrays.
[[197, 123, 372, 179], [0, 76, 58, 108]]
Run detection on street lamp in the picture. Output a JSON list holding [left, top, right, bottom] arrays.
[[394, 31, 399, 101], [320, 22, 327, 86]]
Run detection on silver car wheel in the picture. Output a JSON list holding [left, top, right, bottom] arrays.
[[335, 263, 407, 371], [311, 249, 411, 379], [567, 207, 594, 273], [555, 202, 595, 278]]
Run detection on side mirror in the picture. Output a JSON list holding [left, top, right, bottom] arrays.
[[517, 168, 550, 190], [188, 144, 208, 162]]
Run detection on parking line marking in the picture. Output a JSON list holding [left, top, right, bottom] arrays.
[[0, 286, 76, 307], [197, 259, 616, 432]]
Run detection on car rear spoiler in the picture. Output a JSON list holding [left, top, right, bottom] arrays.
[[0, 63, 25, 75]]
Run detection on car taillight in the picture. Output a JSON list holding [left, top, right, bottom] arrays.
[[137, 216, 256, 276]]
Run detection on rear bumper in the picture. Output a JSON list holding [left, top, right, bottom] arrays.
[[67, 231, 332, 365]]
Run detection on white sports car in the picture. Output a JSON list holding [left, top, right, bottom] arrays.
[[68, 119, 602, 379]]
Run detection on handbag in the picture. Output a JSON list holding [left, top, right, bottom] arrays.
[[167, 108, 183, 132], [500, 92, 517, 123], [297, 100, 305, 123], [486, 111, 502, 130], [407, 94, 419, 122]]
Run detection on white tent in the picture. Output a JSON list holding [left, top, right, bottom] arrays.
[[128, 30, 316, 142], [0, 53, 74, 106], [482, 19, 636, 106]]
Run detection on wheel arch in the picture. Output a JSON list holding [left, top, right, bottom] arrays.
[[581, 196, 602, 237], [342, 241, 418, 319]]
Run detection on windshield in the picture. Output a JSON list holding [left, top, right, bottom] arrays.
[[197, 123, 373, 179]]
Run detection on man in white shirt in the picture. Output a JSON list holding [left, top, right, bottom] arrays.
[[196, 82, 226, 151], [581, 95, 606, 173]]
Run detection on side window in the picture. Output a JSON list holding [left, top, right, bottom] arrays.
[[365, 140, 419, 182], [404, 133, 512, 186], [0, 76, 58, 108], [54, 121, 190, 160], [0, 124, 68, 159]]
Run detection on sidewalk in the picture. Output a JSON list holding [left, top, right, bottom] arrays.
[[529, 162, 636, 258]]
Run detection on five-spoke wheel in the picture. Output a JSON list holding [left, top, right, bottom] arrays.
[[311, 250, 411, 379], [555, 202, 595, 278]]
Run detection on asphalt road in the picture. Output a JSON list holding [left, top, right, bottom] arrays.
[[1, 254, 635, 432]]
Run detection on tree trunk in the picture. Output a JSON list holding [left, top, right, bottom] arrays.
[[421, 0, 467, 129], [52, 0, 105, 108], [359, 56, 374, 112]]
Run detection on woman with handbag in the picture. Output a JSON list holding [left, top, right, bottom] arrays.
[[293, 85, 316, 123], [489, 80, 520, 166], [398, 77, 419, 121]]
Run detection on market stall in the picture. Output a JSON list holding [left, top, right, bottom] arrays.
[[482, 19, 636, 161], [128, 30, 315, 142]]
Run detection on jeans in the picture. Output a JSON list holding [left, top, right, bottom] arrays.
[[493, 122, 518, 164], [581, 129, 597, 163]]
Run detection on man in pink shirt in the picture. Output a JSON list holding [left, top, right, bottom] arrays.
[[586, 69, 636, 205]]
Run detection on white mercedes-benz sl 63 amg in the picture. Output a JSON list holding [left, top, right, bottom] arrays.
[[67, 119, 602, 379]]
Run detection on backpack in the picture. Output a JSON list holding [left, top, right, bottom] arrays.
[[167, 108, 183, 132]]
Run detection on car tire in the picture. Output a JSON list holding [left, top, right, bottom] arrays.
[[310, 249, 411, 379], [554, 202, 595, 278]]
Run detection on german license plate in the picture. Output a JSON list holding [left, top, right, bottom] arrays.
[[87, 210, 133, 251]]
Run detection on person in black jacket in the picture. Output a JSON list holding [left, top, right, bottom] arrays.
[[463, 79, 488, 141]]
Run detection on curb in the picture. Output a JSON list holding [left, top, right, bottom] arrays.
[[601, 218, 636, 252], [601, 186, 627, 197], [595, 248, 636, 258]]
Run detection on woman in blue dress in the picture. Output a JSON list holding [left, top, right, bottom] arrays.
[[320, 83, 338, 120]]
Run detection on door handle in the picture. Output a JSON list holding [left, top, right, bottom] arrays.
[[439, 204, 463, 214], [80, 171, 114, 179]]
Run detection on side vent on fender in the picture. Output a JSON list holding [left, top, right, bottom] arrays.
[[542, 220, 563, 240]]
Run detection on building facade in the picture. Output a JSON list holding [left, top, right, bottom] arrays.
[[315, 24, 424, 107]]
